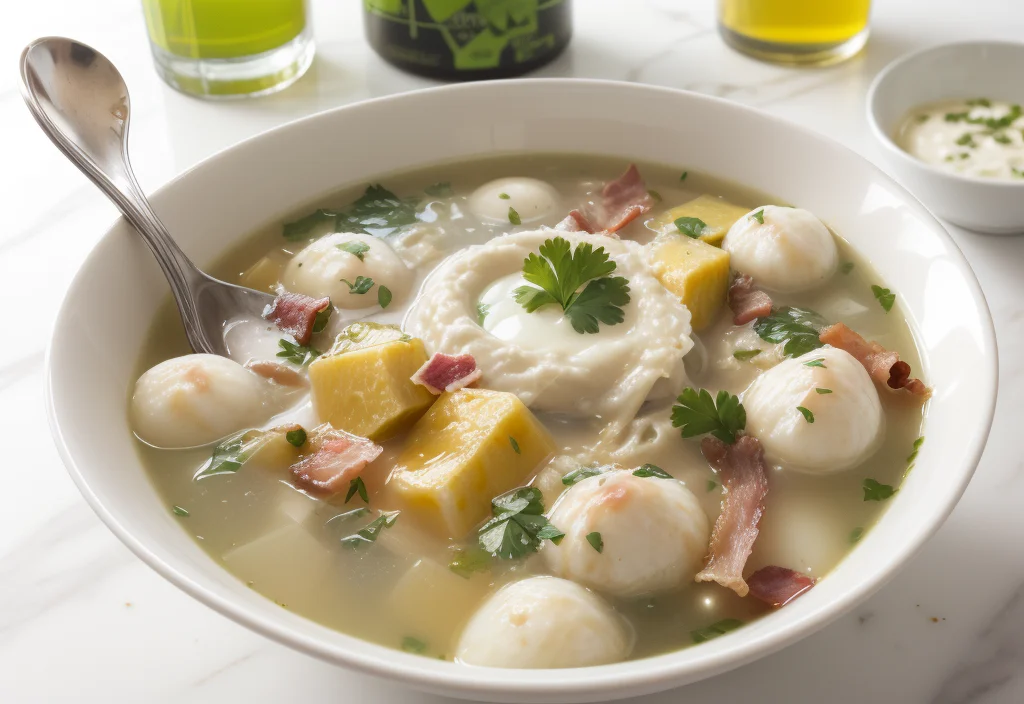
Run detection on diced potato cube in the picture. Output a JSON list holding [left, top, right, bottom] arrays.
[[222, 523, 334, 608], [388, 389, 556, 538], [309, 328, 435, 441], [247, 428, 301, 470], [651, 234, 731, 330], [651, 194, 750, 246], [389, 558, 489, 653], [240, 255, 285, 293]]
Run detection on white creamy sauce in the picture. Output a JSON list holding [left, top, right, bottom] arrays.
[[896, 99, 1024, 180]]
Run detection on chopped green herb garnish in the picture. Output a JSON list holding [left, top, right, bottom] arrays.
[[966, 98, 992, 108], [633, 464, 672, 479], [849, 527, 864, 543], [513, 236, 631, 335], [341, 276, 375, 295], [337, 241, 370, 261], [401, 636, 428, 653], [691, 618, 743, 644], [733, 349, 762, 361], [706, 479, 718, 492], [283, 208, 338, 240], [194, 429, 269, 479], [337, 184, 420, 237], [945, 112, 969, 122], [753, 306, 826, 357], [378, 285, 392, 309], [276, 338, 320, 366], [915, 114, 929, 123], [311, 304, 332, 334], [172, 505, 189, 517], [907, 436, 925, 463], [751, 209, 765, 224], [796, 406, 815, 423], [508, 206, 521, 225], [671, 388, 746, 444], [345, 476, 369, 504], [478, 487, 563, 560], [674, 216, 706, 238], [959, 152, 970, 160], [679, 171, 688, 181], [448, 547, 491, 578], [840, 261, 855, 274], [562, 465, 608, 486], [341, 510, 399, 547], [1013, 167, 1024, 178], [804, 357, 826, 368], [863, 478, 895, 502], [994, 132, 1012, 145], [871, 284, 896, 312], [815, 388, 833, 395], [424, 181, 452, 198], [509, 436, 521, 454], [476, 302, 491, 325], [285, 427, 307, 447], [647, 189, 662, 201], [956, 133, 976, 148], [498, 192, 511, 200], [586, 531, 604, 553]]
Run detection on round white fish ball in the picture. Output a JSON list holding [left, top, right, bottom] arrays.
[[283, 233, 409, 308], [131, 354, 270, 449], [468, 177, 561, 225], [456, 576, 632, 668], [543, 470, 710, 598], [723, 206, 838, 293], [742, 346, 883, 474]]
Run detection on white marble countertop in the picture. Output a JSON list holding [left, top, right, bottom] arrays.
[[3, 1, 1024, 702]]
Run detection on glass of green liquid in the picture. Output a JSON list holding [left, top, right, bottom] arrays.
[[142, 0, 314, 98]]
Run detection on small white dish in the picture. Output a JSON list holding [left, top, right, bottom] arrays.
[[47, 79, 997, 702], [867, 40, 1024, 234]]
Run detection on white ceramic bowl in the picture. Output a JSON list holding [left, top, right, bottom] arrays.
[[47, 79, 997, 703], [867, 41, 1024, 234]]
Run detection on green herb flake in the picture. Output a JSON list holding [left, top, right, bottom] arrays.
[[285, 427, 307, 447], [804, 357, 826, 368], [815, 387, 832, 395], [671, 388, 746, 445], [691, 618, 743, 644], [508, 206, 522, 225], [401, 636, 428, 653], [172, 505, 189, 517], [863, 478, 896, 502], [647, 189, 662, 201], [448, 547, 491, 578], [498, 192, 511, 200], [478, 487, 564, 560], [633, 463, 672, 479], [276, 338, 321, 366], [476, 302, 491, 326], [194, 429, 270, 479], [424, 181, 452, 198], [679, 171, 689, 181], [378, 285, 393, 309], [956, 133, 976, 147], [337, 241, 370, 261], [337, 184, 420, 237], [907, 436, 925, 463], [733, 349, 762, 361], [871, 284, 896, 313], [751, 209, 765, 224], [311, 304, 333, 334], [586, 531, 604, 553], [966, 98, 992, 107], [345, 476, 369, 504], [994, 132, 1013, 145], [283, 208, 338, 241], [341, 510, 399, 547], [674, 216, 707, 238], [796, 406, 815, 423], [513, 236, 631, 335], [562, 465, 608, 486], [945, 112, 968, 123], [341, 276, 375, 295], [840, 261, 855, 274], [849, 527, 864, 544], [753, 306, 826, 358], [509, 436, 521, 454], [1013, 167, 1024, 178], [706, 479, 718, 492]]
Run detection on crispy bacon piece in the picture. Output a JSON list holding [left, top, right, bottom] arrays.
[[263, 292, 330, 346], [556, 164, 654, 236], [819, 323, 930, 396], [728, 274, 773, 325], [554, 210, 596, 233], [696, 435, 770, 597], [411, 352, 482, 394], [245, 360, 308, 387], [290, 425, 382, 496], [747, 566, 815, 607]]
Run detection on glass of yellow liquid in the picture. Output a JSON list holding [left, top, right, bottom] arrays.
[[718, 0, 871, 66], [142, 0, 314, 98]]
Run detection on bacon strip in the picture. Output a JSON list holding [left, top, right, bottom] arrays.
[[263, 292, 330, 346], [696, 435, 770, 597], [245, 360, 308, 387], [747, 566, 815, 607], [290, 425, 382, 496], [819, 323, 929, 396], [554, 210, 595, 233], [728, 274, 773, 325], [411, 352, 481, 394], [557, 164, 654, 236]]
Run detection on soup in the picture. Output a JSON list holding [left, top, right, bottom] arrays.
[[131, 154, 927, 667]]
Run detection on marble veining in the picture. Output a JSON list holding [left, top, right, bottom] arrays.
[[3, 0, 1024, 702]]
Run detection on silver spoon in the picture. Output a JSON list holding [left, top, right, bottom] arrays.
[[19, 37, 276, 357]]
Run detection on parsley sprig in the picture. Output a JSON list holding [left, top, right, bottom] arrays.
[[513, 237, 631, 334], [671, 388, 746, 444], [753, 306, 826, 358], [478, 487, 564, 560]]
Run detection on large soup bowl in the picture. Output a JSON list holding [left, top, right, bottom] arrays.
[[46, 79, 997, 702]]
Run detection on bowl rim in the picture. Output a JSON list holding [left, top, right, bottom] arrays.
[[866, 39, 1024, 189], [45, 77, 999, 700]]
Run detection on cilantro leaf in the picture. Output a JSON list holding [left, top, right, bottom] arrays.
[[172, 505, 189, 517], [283, 208, 338, 241], [311, 305, 332, 334], [276, 338, 320, 366], [562, 465, 608, 486], [753, 306, 826, 357], [849, 527, 864, 543], [691, 618, 743, 643], [679, 171, 688, 181], [498, 192, 510, 199], [194, 429, 269, 479], [586, 531, 604, 553], [863, 479, 895, 501], [448, 547, 491, 578], [341, 276, 375, 294], [671, 388, 746, 444], [285, 428, 307, 447], [733, 349, 761, 361], [478, 487, 563, 560], [401, 636, 428, 653], [804, 357, 826, 368], [345, 476, 368, 504], [706, 480, 718, 492], [341, 510, 399, 547], [840, 261, 855, 274], [509, 436, 521, 454], [815, 387, 832, 394], [337, 184, 420, 237], [476, 302, 491, 325], [633, 464, 672, 479], [674, 216, 706, 238], [564, 276, 630, 334], [648, 189, 662, 201], [508, 206, 521, 225], [378, 285, 392, 309], [337, 241, 370, 261], [871, 285, 895, 313], [796, 406, 815, 423], [751, 209, 765, 224]]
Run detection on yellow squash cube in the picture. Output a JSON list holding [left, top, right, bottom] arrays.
[[651, 194, 751, 246], [651, 234, 731, 330], [388, 389, 556, 538], [308, 324, 435, 441], [240, 255, 285, 293]]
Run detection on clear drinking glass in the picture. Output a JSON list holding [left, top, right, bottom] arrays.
[[142, 0, 315, 98], [718, 0, 871, 67]]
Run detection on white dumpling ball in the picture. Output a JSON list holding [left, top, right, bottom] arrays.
[[468, 177, 561, 225], [723, 206, 838, 293], [283, 233, 409, 308], [131, 354, 272, 449], [543, 470, 710, 598], [456, 576, 632, 669], [742, 346, 883, 474]]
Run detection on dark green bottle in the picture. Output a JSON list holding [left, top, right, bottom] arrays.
[[363, 0, 573, 81]]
